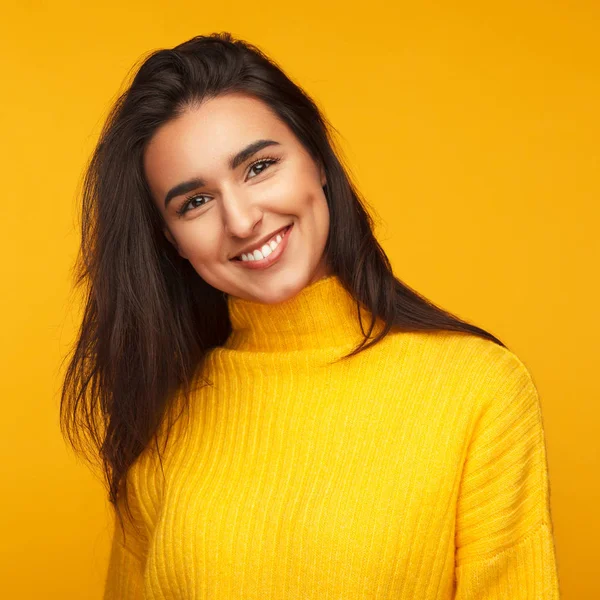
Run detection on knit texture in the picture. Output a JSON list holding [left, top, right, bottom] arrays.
[[103, 274, 560, 599]]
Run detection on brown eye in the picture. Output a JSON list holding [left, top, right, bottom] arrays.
[[247, 157, 280, 179], [177, 194, 210, 216]]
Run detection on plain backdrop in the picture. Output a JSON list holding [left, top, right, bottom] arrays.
[[0, 1, 598, 598]]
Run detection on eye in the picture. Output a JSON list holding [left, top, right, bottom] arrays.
[[176, 193, 210, 216], [247, 156, 280, 179]]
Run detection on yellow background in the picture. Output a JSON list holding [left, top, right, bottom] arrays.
[[1, 1, 598, 598]]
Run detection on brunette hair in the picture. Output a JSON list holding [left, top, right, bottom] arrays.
[[60, 31, 505, 534]]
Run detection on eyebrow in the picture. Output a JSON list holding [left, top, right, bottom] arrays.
[[163, 139, 281, 209]]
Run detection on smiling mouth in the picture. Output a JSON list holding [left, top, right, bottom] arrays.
[[231, 224, 292, 261]]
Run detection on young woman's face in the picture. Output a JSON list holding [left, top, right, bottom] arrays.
[[144, 92, 330, 304]]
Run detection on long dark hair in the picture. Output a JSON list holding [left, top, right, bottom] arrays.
[[60, 31, 505, 533]]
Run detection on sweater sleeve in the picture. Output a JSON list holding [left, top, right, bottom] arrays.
[[454, 353, 560, 599], [103, 471, 148, 599]]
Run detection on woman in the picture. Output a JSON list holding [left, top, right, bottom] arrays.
[[61, 32, 560, 599]]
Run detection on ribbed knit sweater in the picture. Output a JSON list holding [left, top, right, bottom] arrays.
[[103, 274, 560, 599]]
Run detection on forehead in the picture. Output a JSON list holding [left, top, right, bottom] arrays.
[[145, 93, 290, 164], [143, 93, 294, 202]]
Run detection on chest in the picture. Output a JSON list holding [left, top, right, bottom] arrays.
[[142, 363, 468, 599]]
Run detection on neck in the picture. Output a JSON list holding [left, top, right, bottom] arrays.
[[224, 275, 380, 352]]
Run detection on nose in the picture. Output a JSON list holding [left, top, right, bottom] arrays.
[[221, 186, 263, 239]]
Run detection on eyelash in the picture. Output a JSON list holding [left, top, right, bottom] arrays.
[[176, 156, 281, 216]]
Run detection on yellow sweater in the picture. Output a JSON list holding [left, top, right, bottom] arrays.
[[104, 274, 560, 599]]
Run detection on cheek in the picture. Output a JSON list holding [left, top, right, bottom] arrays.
[[174, 225, 221, 260], [288, 183, 327, 220], [310, 189, 330, 232]]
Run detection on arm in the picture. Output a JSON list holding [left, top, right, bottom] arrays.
[[103, 472, 148, 599], [455, 354, 560, 598]]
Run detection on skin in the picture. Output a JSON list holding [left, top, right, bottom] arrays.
[[143, 92, 331, 304]]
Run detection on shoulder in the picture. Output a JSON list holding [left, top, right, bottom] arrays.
[[419, 331, 543, 437], [396, 331, 546, 469], [387, 328, 533, 381], [384, 329, 539, 414], [443, 331, 535, 387]]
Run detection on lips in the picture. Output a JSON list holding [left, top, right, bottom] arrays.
[[231, 224, 291, 260]]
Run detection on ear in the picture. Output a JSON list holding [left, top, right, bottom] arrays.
[[163, 227, 188, 260], [319, 164, 327, 188]]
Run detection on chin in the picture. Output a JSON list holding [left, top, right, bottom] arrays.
[[240, 269, 313, 304], [255, 277, 307, 304]]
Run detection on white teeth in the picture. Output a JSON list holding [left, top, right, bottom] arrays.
[[238, 227, 287, 262]]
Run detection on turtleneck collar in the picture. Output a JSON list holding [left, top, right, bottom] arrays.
[[224, 274, 382, 352]]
